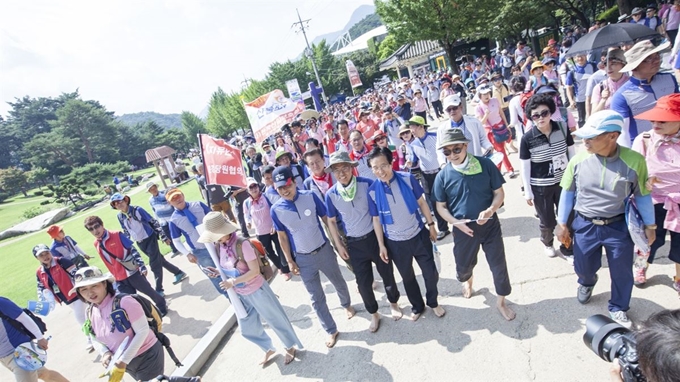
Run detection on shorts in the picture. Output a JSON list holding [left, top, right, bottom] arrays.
[[1, 353, 41, 382]]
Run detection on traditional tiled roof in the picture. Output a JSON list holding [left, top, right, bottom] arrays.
[[379, 40, 443, 69], [145, 146, 176, 162]]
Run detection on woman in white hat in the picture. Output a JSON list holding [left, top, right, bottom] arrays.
[[73, 266, 200, 382], [197, 212, 303, 366]]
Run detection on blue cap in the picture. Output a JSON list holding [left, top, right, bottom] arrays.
[[110, 193, 124, 202], [272, 166, 294, 188], [573, 110, 624, 139]]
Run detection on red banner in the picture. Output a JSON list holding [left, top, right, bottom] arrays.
[[199, 134, 247, 187]]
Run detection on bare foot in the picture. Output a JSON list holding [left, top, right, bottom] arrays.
[[390, 303, 403, 321], [497, 297, 516, 321], [432, 305, 446, 317], [326, 331, 339, 348], [462, 275, 474, 299], [411, 311, 422, 321], [369, 313, 381, 333], [284, 348, 296, 365], [346, 306, 356, 319], [282, 273, 292, 281], [259, 349, 276, 366]]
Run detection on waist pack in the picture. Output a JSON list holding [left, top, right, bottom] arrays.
[[489, 122, 511, 143], [0, 309, 47, 340]]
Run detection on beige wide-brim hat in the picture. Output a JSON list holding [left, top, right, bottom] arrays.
[[325, 151, 359, 174], [197, 211, 239, 243], [69, 266, 115, 295], [619, 40, 671, 73]]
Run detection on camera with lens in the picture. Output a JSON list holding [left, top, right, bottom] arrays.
[[583, 314, 645, 382]]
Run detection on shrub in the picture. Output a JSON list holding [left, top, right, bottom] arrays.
[[33, 191, 44, 196], [83, 189, 98, 196], [0, 192, 8, 203], [23, 206, 46, 219], [43, 192, 54, 197], [40, 200, 51, 205]]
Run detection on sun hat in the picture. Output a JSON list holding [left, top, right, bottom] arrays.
[[501, 49, 508, 54], [542, 57, 557, 65], [325, 151, 359, 174], [261, 141, 271, 149], [109, 193, 130, 208], [46, 225, 62, 239], [530, 61, 545, 73], [442, 94, 463, 110], [631, 7, 644, 14], [69, 266, 115, 295], [573, 110, 625, 139], [607, 48, 627, 64], [246, 177, 258, 187], [359, 110, 371, 117], [368, 130, 388, 144], [635, 94, 680, 122], [197, 211, 239, 244], [32, 244, 51, 257], [165, 188, 184, 202], [478, 84, 493, 94], [542, 46, 553, 55], [619, 40, 670, 72], [145, 181, 157, 191], [437, 129, 470, 149], [548, 39, 557, 46], [398, 124, 412, 136], [272, 166, 295, 188], [275, 150, 293, 162], [408, 115, 430, 127]]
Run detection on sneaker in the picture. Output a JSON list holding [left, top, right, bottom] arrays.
[[157, 291, 165, 298], [173, 272, 188, 285], [544, 246, 557, 258], [508, 171, 519, 179], [436, 230, 451, 241], [85, 344, 95, 353], [609, 310, 632, 329], [564, 254, 575, 266], [633, 264, 647, 287], [577, 275, 597, 304]]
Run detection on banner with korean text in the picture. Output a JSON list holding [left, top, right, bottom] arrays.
[[199, 134, 247, 187], [244, 89, 305, 143], [346, 60, 363, 88]]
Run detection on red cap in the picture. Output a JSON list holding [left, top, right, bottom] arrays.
[[47, 225, 62, 239], [548, 39, 557, 45], [635, 94, 680, 122], [324, 122, 334, 130]]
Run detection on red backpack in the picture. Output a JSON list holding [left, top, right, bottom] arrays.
[[519, 89, 535, 124]]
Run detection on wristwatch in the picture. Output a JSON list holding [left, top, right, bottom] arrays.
[[427, 222, 435, 227]]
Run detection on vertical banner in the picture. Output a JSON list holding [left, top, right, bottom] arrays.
[[244, 89, 305, 143], [199, 134, 247, 187], [285, 79, 303, 103], [346, 60, 363, 88]]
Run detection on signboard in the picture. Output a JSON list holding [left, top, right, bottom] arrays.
[[285, 79, 303, 103], [346, 60, 363, 88], [199, 134, 247, 187], [244, 89, 305, 143]]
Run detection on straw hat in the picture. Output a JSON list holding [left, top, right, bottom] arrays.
[[197, 211, 239, 244]]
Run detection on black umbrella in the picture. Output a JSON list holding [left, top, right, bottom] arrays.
[[565, 23, 661, 57]]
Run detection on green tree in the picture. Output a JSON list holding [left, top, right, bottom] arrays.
[[377, 34, 399, 60], [158, 128, 193, 153], [48, 177, 86, 208], [376, 0, 494, 74], [27, 167, 50, 189], [0, 167, 29, 197], [181, 111, 206, 143], [488, 0, 554, 40], [23, 132, 81, 169]]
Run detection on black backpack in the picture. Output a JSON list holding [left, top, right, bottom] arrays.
[[0, 309, 48, 340]]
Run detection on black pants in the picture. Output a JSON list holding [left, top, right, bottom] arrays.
[[649, 203, 680, 264], [451, 214, 511, 296], [502, 67, 511, 80], [431, 100, 443, 119], [126, 341, 198, 382], [347, 231, 400, 314], [669, 29, 678, 49], [71, 255, 89, 269], [421, 171, 449, 233], [161, 224, 178, 253], [576, 101, 586, 128], [531, 184, 573, 254], [415, 111, 427, 121], [137, 234, 183, 293], [385, 229, 439, 314], [257, 232, 290, 273], [116, 271, 168, 314], [235, 201, 250, 238]]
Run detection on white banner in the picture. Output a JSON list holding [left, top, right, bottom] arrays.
[[244, 89, 305, 143], [346, 60, 363, 88], [285, 79, 303, 103]]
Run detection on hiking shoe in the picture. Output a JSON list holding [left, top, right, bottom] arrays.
[[633, 265, 647, 287], [544, 246, 557, 258], [508, 171, 519, 179], [157, 291, 165, 298], [609, 310, 632, 329], [564, 254, 574, 266], [437, 230, 450, 241], [577, 275, 597, 304], [173, 272, 188, 285]]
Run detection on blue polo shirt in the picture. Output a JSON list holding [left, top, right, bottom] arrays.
[[433, 157, 505, 219], [149, 191, 174, 225], [264, 185, 281, 205], [271, 190, 327, 254], [168, 201, 211, 251], [326, 177, 374, 238], [367, 172, 424, 241], [566, 63, 595, 102], [409, 132, 439, 172], [0, 297, 32, 358]]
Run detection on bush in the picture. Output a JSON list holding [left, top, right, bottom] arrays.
[[43, 192, 54, 197], [0, 192, 8, 203], [83, 189, 98, 196], [23, 206, 46, 219], [33, 191, 44, 196], [40, 200, 51, 205], [65, 161, 130, 184]]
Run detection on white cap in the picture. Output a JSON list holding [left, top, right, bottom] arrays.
[[442, 94, 462, 110]]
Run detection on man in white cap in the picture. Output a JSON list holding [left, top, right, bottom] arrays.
[[556, 110, 656, 328], [611, 39, 677, 147], [436, 94, 493, 167]]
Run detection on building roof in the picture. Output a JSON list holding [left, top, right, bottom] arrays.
[[332, 25, 388, 56], [145, 146, 176, 162], [379, 40, 443, 70]]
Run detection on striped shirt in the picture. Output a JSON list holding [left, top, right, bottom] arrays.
[[325, 177, 374, 238], [148, 191, 174, 225], [50, 236, 86, 261], [270, 190, 327, 254], [367, 172, 424, 241], [410, 132, 440, 172], [264, 185, 281, 205], [244, 196, 274, 235], [168, 201, 211, 251], [519, 121, 574, 186]]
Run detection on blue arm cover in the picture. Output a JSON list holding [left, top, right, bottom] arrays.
[[635, 194, 655, 226], [557, 190, 575, 225]]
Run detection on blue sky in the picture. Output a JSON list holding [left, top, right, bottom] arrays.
[[0, 0, 374, 117]]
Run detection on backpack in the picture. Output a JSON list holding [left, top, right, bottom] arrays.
[[87, 294, 183, 367], [216, 237, 274, 280], [519, 90, 535, 124], [0, 309, 47, 340], [118, 206, 166, 242]]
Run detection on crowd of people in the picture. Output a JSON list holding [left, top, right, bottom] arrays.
[[3, 10, 680, 382]]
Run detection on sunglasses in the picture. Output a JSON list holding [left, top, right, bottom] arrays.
[[530, 109, 551, 121], [376, 136, 387, 141], [442, 146, 465, 156], [248, 184, 259, 189], [86, 223, 102, 232], [446, 105, 461, 113], [74, 268, 100, 283]]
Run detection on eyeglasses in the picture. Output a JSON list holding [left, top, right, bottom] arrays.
[[371, 163, 392, 172], [331, 165, 352, 174], [248, 184, 259, 189], [530, 109, 551, 121], [641, 53, 661, 65], [74, 268, 100, 283], [85, 223, 102, 232], [111, 200, 123, 205], [446, 105, 461, 113], [442, 146, 465, 156]]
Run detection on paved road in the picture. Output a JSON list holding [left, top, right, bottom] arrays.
[[200, 118, 680, 381]]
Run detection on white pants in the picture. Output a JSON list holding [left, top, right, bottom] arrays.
[[67, 299, 90, 345]]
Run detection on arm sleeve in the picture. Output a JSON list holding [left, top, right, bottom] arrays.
[[74, 244, 88, 257], [16, 312, 45, 340], [243, 199, 252, 224], [557, 190, 576, 225], [118, 297, 151, 365], [172, 238, 190, 255], [36, 274, 45, 299], [120, 234, 145, 266], [432, 173, 446, 203], [520, 159, 533, 200]]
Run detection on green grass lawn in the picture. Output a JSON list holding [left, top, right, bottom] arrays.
[[0, 180, 204, 306], [0, 197, 55, 232]]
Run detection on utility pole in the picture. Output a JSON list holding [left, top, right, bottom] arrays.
[[240, 74, 251, 90], [292, 8, 328, 104]]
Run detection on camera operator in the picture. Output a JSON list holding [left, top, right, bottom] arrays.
[[609, 309, 680, 382]]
